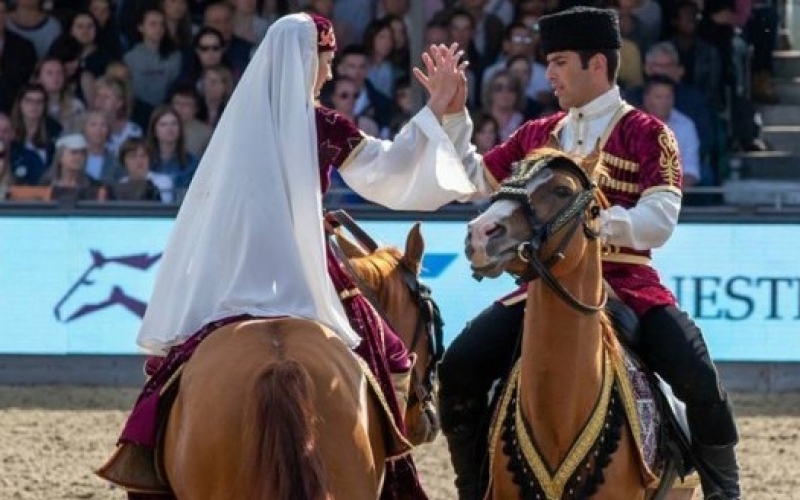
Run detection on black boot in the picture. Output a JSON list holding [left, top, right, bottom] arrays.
[[692, 441, 741, 499], [687, 398, 741, 499], [439, 395, 489, 500]]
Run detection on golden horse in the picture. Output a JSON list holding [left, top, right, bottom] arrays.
[[160, 223, 441, 499], [464, 148, 696, 500]]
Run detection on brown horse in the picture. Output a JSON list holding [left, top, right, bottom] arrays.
[[464, 149, 696, 499], [162, 223, 441, 499]]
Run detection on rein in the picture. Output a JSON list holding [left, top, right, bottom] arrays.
[[324, 210, 444, 424], [491, 158, 606, 314]]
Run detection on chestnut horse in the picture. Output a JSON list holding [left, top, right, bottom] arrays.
[[465, 149, 696, 499], [162, 222, 441, 499]]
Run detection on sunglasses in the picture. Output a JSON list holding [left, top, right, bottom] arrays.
[[511, 35, 533, 44], [197, 44, 222, 52]]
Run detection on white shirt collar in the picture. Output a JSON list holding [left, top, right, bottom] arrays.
[[567, 86, 622, 122]]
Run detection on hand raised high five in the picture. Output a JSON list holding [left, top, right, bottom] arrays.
[[413, 43, 469, 120]]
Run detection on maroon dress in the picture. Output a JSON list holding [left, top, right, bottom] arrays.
[[484, 107, 683, 316]]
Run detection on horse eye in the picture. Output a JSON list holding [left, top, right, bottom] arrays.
[[554, 186, 573, 198]]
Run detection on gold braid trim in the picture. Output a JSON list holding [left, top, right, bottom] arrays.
[[491, 351, 615, 499], [601, 152, 640, 172], [657, 129, 681, 187]]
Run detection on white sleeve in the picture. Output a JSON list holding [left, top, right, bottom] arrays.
[[599, 190, 682, 250], [339, 106, 477, 211], [440, 110, 496, 199]]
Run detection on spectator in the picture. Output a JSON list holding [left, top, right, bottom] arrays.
[[6, 0, 62, 58], [642, 75, 702, 186], [0, 110, 39, 186], [91, 75, 143, 154], [82, 110, 124, 184], [146, 105, 198, 189], [460, 0, 506, 72], [334, 44, 397, 130], [0, 0, 38, 113], [112, 137, 172, 202], [162, 0, 195, 50], [169, 84, 212, 157], [9, 83, 62, 185], [616, 0, 651, 55], [47, 35, 97, 107], [482, 70, 525, 141], [196, 65, 233, 128], [423, 20, 450, 47], [669, 1, 723, 111], [485, 0, 514, 25], [386, 15, 410, 81], [364, 17, 398, 98], [202, 1, 252, 80], [87, 0, 122, 59], [33, 57, 86, 134], [327, 76, 381, 137], [447, 9, 481, 108], [124, 7, 182, 108], [103, 61, 154, 131], [513, 0, 550, 23], [0, 132, 14, 199], [40, 133, 107, 202], [470, 111, 500, 153], [68, 10, 112, 77], [482, 22, 550, 108], [231, 0, 268, 45], [505, 55, 546, 119], [176, 27, 229, 92]]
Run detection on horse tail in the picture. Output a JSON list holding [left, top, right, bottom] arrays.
[[246, 359, 328, 500]]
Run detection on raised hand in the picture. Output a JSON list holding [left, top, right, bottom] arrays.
[[413, 43, 469, 120]]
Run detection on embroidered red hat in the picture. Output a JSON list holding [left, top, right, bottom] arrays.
[[310, 13, 337, 53]]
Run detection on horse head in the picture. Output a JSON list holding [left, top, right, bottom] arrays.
[[343, 223, 443, 445], [466, 148, 607, 307]]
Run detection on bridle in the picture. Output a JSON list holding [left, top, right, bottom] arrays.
[[488, 157, 606, 314], [325, 210, 444, 433]]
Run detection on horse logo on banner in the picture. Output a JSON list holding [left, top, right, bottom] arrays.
[[53, 249, 162, 322]]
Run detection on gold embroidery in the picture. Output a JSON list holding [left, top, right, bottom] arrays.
[[657, 129, 680, 187], [598, 175, 638, 194], [319, 27, 336, 48], [601, 152, 640, 172]]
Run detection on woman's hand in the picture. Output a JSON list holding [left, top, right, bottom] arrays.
[[413, 43, 469, 121]]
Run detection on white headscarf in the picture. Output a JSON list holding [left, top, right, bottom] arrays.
[[137, 13, 361, 354]]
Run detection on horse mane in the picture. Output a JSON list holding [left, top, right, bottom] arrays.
[[347, 247, 405, 293], [600, 312, 622, 363]]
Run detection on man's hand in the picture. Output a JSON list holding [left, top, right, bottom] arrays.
[[413, 43, 469, 121]]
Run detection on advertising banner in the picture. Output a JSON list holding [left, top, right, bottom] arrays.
[[1, 217, 798, 361]]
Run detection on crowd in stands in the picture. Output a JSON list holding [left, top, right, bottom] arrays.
[[0, 0, 785, 204]]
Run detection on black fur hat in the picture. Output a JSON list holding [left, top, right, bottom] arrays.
[[538, 6, 622, 56]]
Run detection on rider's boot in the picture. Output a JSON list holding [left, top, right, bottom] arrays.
[[688, 397, 741, 499], [439, 394, 488, 500]]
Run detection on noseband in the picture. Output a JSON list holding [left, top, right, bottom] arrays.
[[489, 157, 606, 314]]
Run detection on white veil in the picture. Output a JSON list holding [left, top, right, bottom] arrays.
[[137, 13, 361, 354]]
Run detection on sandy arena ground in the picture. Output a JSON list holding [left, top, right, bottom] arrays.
[[0, 387, 798, 499]]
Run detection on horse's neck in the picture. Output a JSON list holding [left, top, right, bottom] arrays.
[[519, 249, 606, 467]]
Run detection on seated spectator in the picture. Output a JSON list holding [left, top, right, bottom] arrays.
[[364, 17, 398, 99], [124, 7, 183, 108], [641, 75, 702, 186], [82, 110, 124, 184], [47, 35, 96, 107], [460, 0, 505, 72], [33, 57, 86, 134], [196, 65, 233, 128], [0, 135, 15, 199], [68, 10, 112, 78], [669, 1, 723, 111], [505, 55, 545, 119], [87, 0, 122, 59], [9, 83, 62, 185], [482, 22, 550, 108], [423, 19, 450, 47], [91, 75, 144, 154], [103, 61, 153, 131], [6, 0, 62, 58], [482, 70, 525, 141], [202, 1, 252, 81], [112, 137, 172, 202], [169, 84, 212, 157], [386, 77, 413, 137], [146, 105, 198, 189], [0, 0, 38, 113], [386, 15, 410, 82], [230, 0, 268, 45], [176, 27, 230, 94], [447, 9, 481, 108], [40, 133, 107, 202], [471, 111, 501, 154], [162, 0, 195, 50], [334, 44, 398, 131], [327, 76, 381, 137]]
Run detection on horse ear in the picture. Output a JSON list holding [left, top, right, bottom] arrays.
[[403, 222, 425, 272], [335, 231, 369, 258]]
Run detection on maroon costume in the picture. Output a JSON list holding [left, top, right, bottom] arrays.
[[485, 107, 683, 316]]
